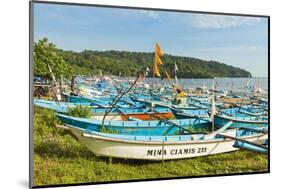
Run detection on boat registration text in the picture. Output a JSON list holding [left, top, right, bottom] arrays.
[[147, 147, 207, 156]]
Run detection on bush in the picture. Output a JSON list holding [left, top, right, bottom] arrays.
[[67, 105, 92, 118]]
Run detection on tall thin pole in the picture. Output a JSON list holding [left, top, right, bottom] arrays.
[[175, 61, 178, 85], [151, 42, 157, 111], [211, 78, 216, 132], [151, 62, 155, 112], [71, 75, 76, 92]]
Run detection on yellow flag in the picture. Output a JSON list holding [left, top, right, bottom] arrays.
[[155, 43, 164, 57], [154, 54, 163, 65], [154, 61, 161, 77], [153, 43, 164, 77]]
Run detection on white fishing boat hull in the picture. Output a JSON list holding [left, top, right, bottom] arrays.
[[69, 128, 267, 161]]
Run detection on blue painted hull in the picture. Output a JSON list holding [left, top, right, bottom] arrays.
[[171, 108, 209, 119], [34, 99, 172, 115], [214, 114, 268, 129], [62, 93, 144, 108], [57, 114, 211, 136]]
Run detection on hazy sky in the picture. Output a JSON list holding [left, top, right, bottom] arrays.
[[34, 3, 268, 77]]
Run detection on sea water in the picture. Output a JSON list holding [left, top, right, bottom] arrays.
[[144, 77, 268, 92]]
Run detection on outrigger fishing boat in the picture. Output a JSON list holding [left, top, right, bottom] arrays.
[[57, 113, 211, 136], [62, 93, 144, 109], [171, 108, 210, 119], [133, 96, 212, 119], [215, 106, 268, 129], [34, 99, 174, 121], [57, 123, 267, 160], [214, 114, 268, 129]]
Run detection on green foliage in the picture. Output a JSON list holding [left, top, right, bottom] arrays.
[[34, 38, 70, 79], [33, 107, 62, 137], [99, 126, 119, 134], [35, 38, 252, 79], [64, 50, 252, 78], [56, 49, 252, 78], [67, 105, 92, 118]]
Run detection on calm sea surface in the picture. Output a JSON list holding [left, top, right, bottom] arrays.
[[143, 77, 268, 91]]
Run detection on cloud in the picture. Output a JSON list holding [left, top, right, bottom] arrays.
[[198, 46, 267, 53], [192, 14, 263, 29]]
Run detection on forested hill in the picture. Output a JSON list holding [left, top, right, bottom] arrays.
[[34, 39, 251, 79], [57, 49, 251, 78]]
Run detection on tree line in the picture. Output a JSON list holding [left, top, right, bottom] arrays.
[[34, 38, 252, 79]]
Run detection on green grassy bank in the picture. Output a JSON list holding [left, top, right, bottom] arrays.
[[33, 107, 268, 186]]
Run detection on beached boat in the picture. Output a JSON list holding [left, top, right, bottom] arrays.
[[59, 126, 267, 160], [133, 96, 210, 109], [57, 114, 211, 136], [217, 96, 259, 106], [34, 99, 175, 121], [171, 108, 210, 119], [220, 106, 268, 116], [214, 113, 268, 129], [62, 93, 144, 108]]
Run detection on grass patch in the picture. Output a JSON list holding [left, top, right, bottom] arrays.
[[33, 106, 268, 186], [67, 105, 92, 118]]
